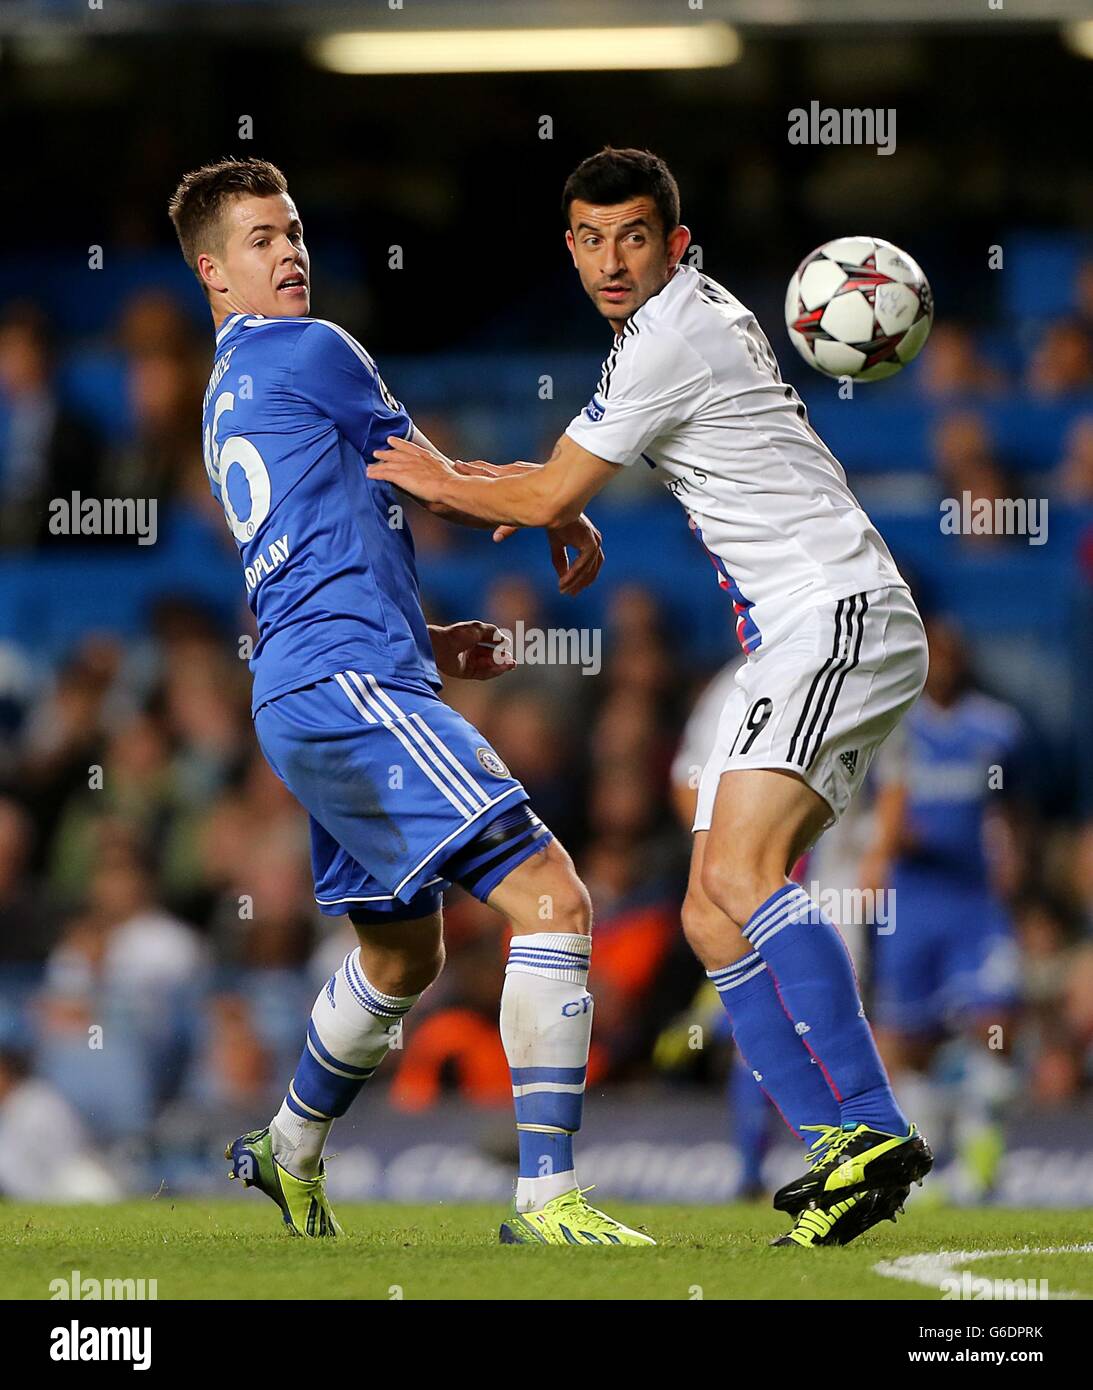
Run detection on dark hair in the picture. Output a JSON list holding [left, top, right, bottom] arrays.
[[562, 147, 680, 235], [168, 157, 290, 295]]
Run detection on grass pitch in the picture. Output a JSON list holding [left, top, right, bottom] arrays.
[[3, 1200, 1091, 1300]]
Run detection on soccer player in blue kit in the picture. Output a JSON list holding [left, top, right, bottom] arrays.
[[862, 615, 1024, 1199], [168, 157, 654, 1245]]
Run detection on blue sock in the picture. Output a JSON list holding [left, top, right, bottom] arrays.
[[518, 1129, 574, 1178], [742, 884, 908, 1134], [728, 1052, 773, 1190], [709, 951, 840, 1143]]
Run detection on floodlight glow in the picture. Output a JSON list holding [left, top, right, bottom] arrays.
[[310, 25, 741, 75], [1063, 21, 1093, 60]]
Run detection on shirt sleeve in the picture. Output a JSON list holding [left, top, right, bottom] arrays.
[[289, 320, 411, 455], [564, 324, 710, 466], [993, 708, 1032, 802]]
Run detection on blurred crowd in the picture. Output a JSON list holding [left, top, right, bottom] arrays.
[[0, 295, 221, 549], [916, 316, 1093, 517], [4, 261, 1093, 549]]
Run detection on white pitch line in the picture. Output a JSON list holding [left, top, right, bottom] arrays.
[[873, 1245, 1093, 1301]]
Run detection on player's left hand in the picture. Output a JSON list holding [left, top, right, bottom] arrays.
[[489, 515, 603, 594], [429, 622, 516, 681], [369, 435, 456, 501], [546, 515, 604, 595]]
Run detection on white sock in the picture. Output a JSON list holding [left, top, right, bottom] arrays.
[[500, 932, 593, 1213], [958, 1044, 1018, 1126], [514, 1169, 583, 1214], [891, 1068, 945, 1152], [270, 948, 421, 1179], [951, 1045, 1016, 1197]]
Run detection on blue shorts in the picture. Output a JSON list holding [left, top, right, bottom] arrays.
[[254, 671, 543, 917], [871, 866, 1020, 1033]]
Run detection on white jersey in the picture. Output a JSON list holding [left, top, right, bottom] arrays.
[[565, 264, 908, 656]]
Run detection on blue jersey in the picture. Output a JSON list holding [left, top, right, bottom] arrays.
[[200, 313, 439, 712], [893, 690, 1025, 887]]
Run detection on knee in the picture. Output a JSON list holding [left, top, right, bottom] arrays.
[[531, 841, 593, 937], [540, 875, 593, 938], [700, 852, 776, 932], [681, 891, 735, 969], [366, 940, 446, 998], [495, 838, 593, 939], [681, 891, 757, 972], [413, 941, 447, 993]]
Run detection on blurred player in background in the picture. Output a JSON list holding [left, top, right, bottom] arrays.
[[862, 615, 1024, 1203], [167, 157, 654, 1246], [0, 1047, 121, 1202], [371, 146, 934, 1246]]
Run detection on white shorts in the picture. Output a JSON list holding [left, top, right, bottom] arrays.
[[693, 586, 928, 832]]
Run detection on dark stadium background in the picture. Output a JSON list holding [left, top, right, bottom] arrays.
[[0, 0, 1090, 1206]]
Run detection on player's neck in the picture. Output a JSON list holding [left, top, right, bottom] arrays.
[[211, 295, 263, 333]]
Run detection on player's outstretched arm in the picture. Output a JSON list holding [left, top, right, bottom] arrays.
[[858, 781, 909, 894], [401, 428, 503, 530], [377, 432, 612, 595], [369, 431, 618, 529]]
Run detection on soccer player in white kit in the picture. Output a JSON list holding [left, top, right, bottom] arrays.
[[370, 147, 934, 1246]]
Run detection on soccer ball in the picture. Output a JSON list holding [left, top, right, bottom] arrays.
[[784, 235, 933, 381]]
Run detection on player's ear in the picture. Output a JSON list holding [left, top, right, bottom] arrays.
[[197, 252, 229, 296], [667, 223, 691, 271], [564, 229, 578, 265]]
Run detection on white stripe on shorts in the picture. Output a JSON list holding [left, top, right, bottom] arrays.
[[356, 673, 490, 809], [355, 672, 491, 812], [334, 671, 476, 818]]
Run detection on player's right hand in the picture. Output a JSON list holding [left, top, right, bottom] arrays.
[[428, 621, 516, 681]]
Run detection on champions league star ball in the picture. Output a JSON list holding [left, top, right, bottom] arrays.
[[784, 236, 933, 381]]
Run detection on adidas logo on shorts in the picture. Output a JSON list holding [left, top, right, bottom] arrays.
[[840, 749, 859, 776]]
